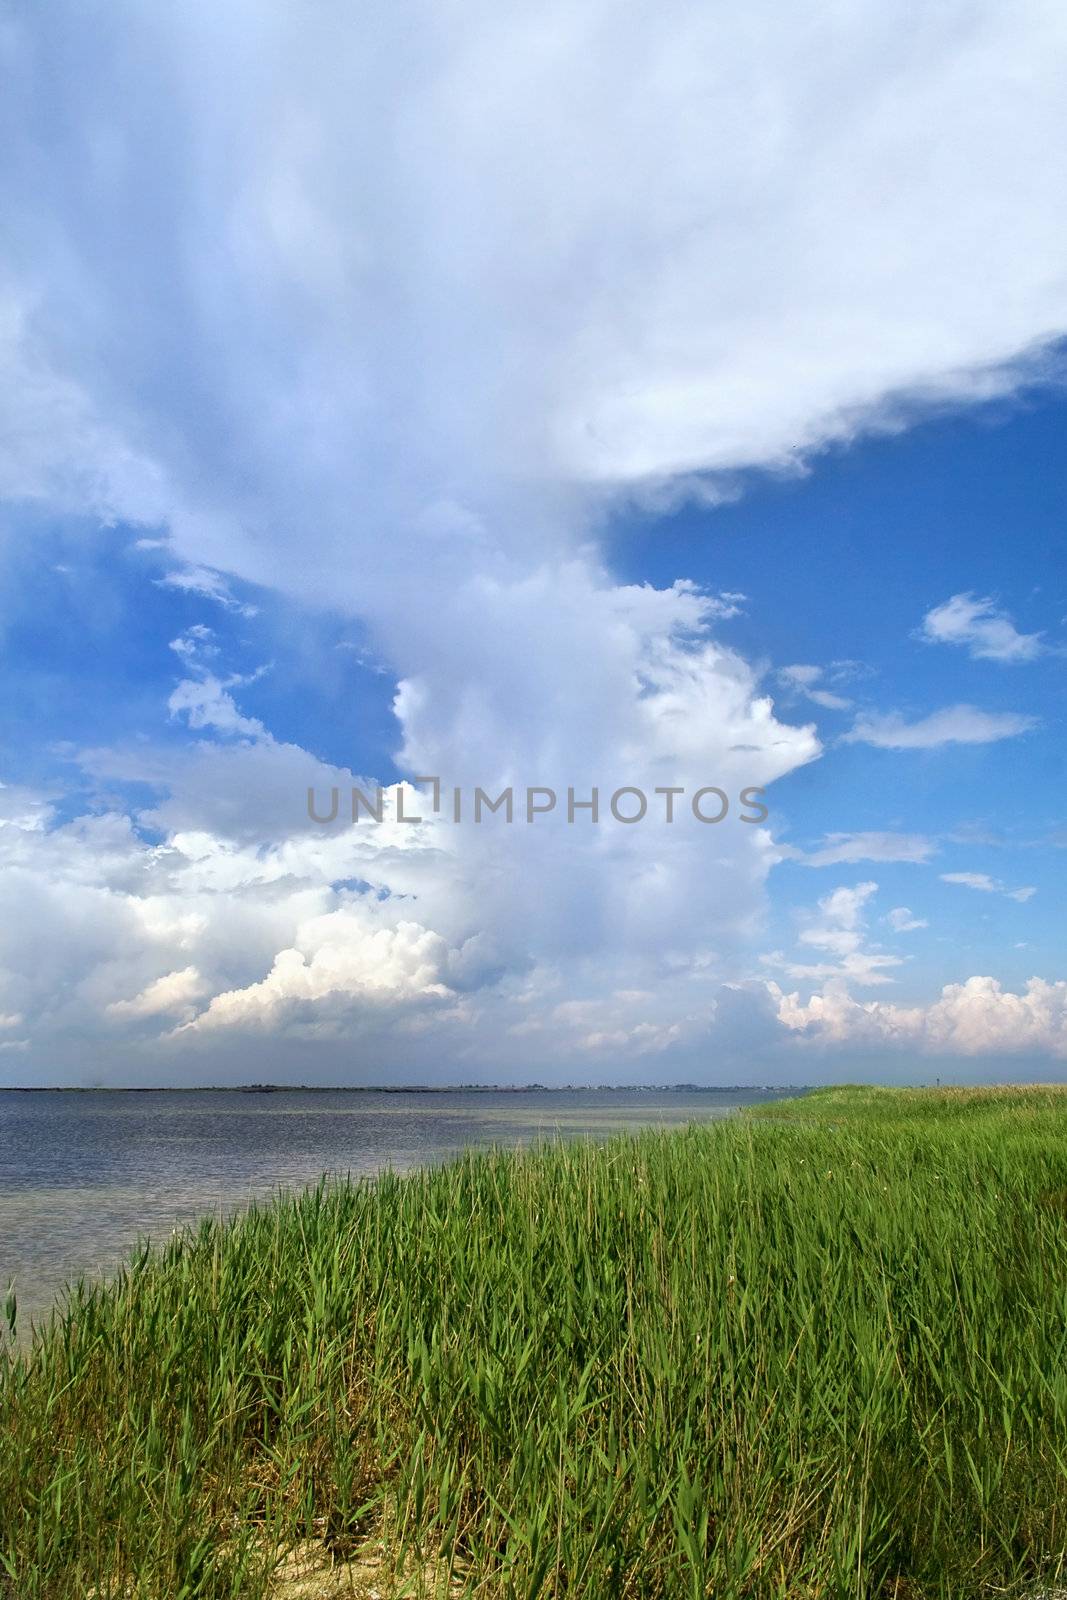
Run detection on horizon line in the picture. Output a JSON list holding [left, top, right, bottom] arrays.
[[0, 1081, 813, 1094]]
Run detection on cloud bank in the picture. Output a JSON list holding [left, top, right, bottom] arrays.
[[773, 977, 1067, 1059]]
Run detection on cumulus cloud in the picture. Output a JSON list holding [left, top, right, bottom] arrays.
[[0, 745, 471, 1069], [0, 655, 804, 1078], [181, 919, 454, 1035], [844, 705, 1038, 749], [920, 593, 1044, 662], [772, 976, 1067, 1058], [107, 967, 206, 1022], [0, 747, 773, 1079], [940, 871, 1036, 903], [765, 881, 1047, 1060]]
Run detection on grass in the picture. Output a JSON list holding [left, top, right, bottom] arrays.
[[3, 1085, 1067, 1598]]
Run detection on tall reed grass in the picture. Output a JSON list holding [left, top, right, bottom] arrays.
[[3, 1086, 1067, 1597]]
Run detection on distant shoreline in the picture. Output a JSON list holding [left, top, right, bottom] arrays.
[[0, 1081, 805, 1094]]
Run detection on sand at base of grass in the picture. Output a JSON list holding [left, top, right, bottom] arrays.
[[268, 1539, 467, 1600]]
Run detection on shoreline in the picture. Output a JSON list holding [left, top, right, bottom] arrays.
[[0, 1081, 808, 1094]]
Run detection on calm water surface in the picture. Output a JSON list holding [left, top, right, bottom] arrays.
[[0, 1087, 787, 1331]]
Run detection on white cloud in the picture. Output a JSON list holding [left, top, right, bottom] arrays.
[[844, 705, 1038, 749], [920, 593, 1043, 662], [0, 781, 53, 834], [579, 1021, 684, 1056], [764, 880, 902, 988], [0, 752, 472, 1067], [156, 565, 258, 617], [768, 881, 1048, 1058], [0, 689, 797, 1077], [803, 882, 878, 938], [682, 589, 748, 622], [181, 918, 454, 1034], [886, 906, 927, 932], [5, 3, 1067, 549], [107, 967, 205, 1022], [940, 871, 1036, 903], [167, 677, 266, 739], [776, 664, 856, 711], [3, 3, 1067, 600], [772, 976, 1067, 1058], [780, 832, 935, 867], [166, 626, 268, 738]]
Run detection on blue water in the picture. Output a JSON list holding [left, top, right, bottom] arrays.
[[0, 1086, 791, 1331]]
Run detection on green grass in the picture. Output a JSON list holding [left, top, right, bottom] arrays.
[[3, 1086, 1067, 1598]]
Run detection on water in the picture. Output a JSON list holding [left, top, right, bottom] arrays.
[[0, 1086, 789, 1332]]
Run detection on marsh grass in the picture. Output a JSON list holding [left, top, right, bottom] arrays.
[[3, 1086, 1067, 1597]]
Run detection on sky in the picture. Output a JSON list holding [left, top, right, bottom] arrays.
[[0, 0, 1065, 1086]]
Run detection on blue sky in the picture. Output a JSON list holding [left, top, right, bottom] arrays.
[[619, 393, 1067, 1000], [1, 2, 1066, 1083]]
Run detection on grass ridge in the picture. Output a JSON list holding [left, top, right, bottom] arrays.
[[3, 1086, 1067, 1597]]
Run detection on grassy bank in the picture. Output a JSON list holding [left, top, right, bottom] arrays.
[[3, 1086, 1067, 1598]]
